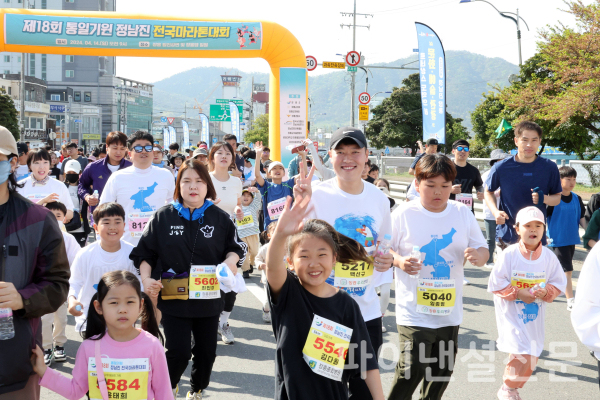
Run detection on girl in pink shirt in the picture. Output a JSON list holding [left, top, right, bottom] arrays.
[[30, 270, 173, 400]]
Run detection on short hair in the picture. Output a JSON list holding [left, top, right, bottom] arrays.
[[44, 145, 53, 151], [45, 201, 67, 215], [208, 141, 236, 172], [26, 148, 51, 170], [369, 164, 379, 173], [263, 147, 270, 152], [106, 131, 128, 148], [452, 139, 469, 148], [93, 202, 125, 222], [173, 159, 217, 203], [197, 140, 207, 147], [66, 142, 78, 149], [223, 134, 237, 142], [168, 143, 179, 151], [514, 121, 542, 138], [127, 131, 154, 149], [415, 154, 457, 183], [559, 166, 577, 179], [374, 178, 390, 191]]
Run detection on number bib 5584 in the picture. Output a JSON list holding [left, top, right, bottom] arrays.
[[88, 357, 149, 400], [333, 260, 373, 291], [416, 279, 456, 316], [510, 271, 546, 290], [189, 265, 220, 299], [128, 211, 153, 238], [302, 315, 353, 382]]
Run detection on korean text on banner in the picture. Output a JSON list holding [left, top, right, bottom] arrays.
[[182, 119, 190, 148], [279, 67, 307, 169], [416, 22, 446, 144], [200, 113, 209, 145], [229, 101, 240, 141]]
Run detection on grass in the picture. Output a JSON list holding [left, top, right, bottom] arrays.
[[574, 184, 600, 194]]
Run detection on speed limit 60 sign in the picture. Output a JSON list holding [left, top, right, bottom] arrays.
[[358, 92, 371, 105], [306, 56, 317, 71]]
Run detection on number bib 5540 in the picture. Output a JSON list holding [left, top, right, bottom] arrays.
[[189, 265, 220, 299], [416, 279, 456, 316], [510, 271, 546, 290], [88, 357, 149, 400], [302, 315, 353, 382], [128, 211, 153, 238], [333, 260, 373, 290]]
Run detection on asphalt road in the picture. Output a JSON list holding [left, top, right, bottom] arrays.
[[42, 259, 598, 400]]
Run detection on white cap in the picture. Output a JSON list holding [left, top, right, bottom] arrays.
[[267, 161, 285, 173], [64, 159, 81, 174], [0, 126, 18, 156], [515, 206, 545, 225]]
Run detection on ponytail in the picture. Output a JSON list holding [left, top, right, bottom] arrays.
[[82, 292, 106, 340], [139, 292, 164, 345]]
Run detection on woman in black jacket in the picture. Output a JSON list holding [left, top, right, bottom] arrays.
[[130, 158, 246, 400]]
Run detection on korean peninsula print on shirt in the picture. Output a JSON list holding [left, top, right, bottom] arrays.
[[421, 228, 457, 279]]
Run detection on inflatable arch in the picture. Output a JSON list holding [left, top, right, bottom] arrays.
[[0, 9, 307, 165]]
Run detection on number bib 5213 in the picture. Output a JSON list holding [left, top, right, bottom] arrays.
[[333, 260, 373, 294], [128, 211, 153, 238], [236, 212, 257, 229], [189, 265, 220, 299], [416, 279, 456, 316], [302, 314, 353, 382], [267, 197, 286, 220], [88, 357, 149, 400], [455, 193, 473, 208], [510, 271, 546, 290]]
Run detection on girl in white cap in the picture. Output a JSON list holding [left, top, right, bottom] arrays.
[[488, 206, 567, 400]]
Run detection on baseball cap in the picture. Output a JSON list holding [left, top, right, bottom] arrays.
[[452, 139, 469, 148], [198, 143, 208, 150], [425, 138, 439, 145], [515, 206, 545, 226], [0, 126, 18, 156], [330, 127, 368, 150], [267, 161, 285, 173], [64, 159, 82, 174], [193, 148, 208, 157], [489, 149, 509, 166]]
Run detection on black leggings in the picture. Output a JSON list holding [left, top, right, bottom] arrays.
[[223, 291, 237, 313], [349, 317, 383, 400], [162, 313, 220, 393]]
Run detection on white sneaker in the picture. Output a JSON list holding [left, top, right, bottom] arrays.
[[567, 298, 575, 311], [463, 279, 470, 286], [173, 385, 179, 399], [186, 390, 202, 400], [484, 263, 495, 269], [219, 323, 235, 344], [382, 325, 387, 333], [43, 348, 53, 366], [262, 309, 271, 323]]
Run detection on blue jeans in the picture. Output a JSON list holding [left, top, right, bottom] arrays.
[[484, 219, 496, 264]]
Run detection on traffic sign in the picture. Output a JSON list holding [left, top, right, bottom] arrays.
[[160, 116, 167, 123], [347, 66, 357, 72], [167, 117, 175, 124], [323, 61, 345, 69], [346, 51, 360, 66], [212, 137, 218, 144], [358, 92, 371, 105], [210, 103, 243, 122], [358, 105, 369, 121], [385, 146, 390, 155], [48, 132, 56, 140], [306, 55, 317, 71]]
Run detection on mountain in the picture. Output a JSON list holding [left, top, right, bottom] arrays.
[[151, 51, 519, 130]]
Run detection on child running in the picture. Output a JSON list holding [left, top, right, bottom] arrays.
[[237, 186, 262, 279], [488, 206, 566, 400], [255, 221, 277, 323], [31, 270, 173, 400], [266, 192, 385, 400]]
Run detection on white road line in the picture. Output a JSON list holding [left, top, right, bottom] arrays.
[[246, 282, 268, 306]]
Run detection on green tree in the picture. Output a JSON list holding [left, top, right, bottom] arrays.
[[244, 113, 269, 144], [0, 88, 19, 141], [365, 73, 468, 155]]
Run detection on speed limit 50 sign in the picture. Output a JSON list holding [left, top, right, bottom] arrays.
[[358, 92, 371, 105], [306, 56, 317, 71]]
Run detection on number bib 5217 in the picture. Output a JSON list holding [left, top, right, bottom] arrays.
[[510, 271, 546, 290], [189, 265, 220, 299], [455, 193, 473, 208], [302, 314, 353, 382], [128, 211, 153, 238], [267, 197, 286, 220], [416, 279, 456, 316], [333, 260, 373, 293], [88, 357, 149, 400], [236, 212, 257, 229]]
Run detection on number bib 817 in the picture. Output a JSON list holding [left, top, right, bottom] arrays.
[[416, 279, 456, 316], [510, 271, 546, 289], [128, 211, 153, 238], [88, 357, 149, 400]]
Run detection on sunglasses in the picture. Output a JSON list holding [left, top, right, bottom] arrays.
[[133, 145, 154, 153], [455, 146, 469, 152]]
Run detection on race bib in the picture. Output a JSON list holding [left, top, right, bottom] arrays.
[[510, 271, 546, 290], [189, 265, 220, 299], [267, 197, 287, 220], [416, 279, 456, 316], [302, 314, 353, 382], [236, 212, 257, 229], [25, 193, 49, 203], [128, 211, 153, 238], [333, 260, 373, 291], [455, 193, 473, 208], [88, 357, 149, 400]]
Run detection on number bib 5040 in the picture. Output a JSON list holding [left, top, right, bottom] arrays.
[[88, 357, 149, 400], [189, 265, 220, 299], [333, 260, 373, 291], [416, 279, 456, 316], [510, 271, 546, 290], [128, 211, 153, 238], [302, 314, 353, 382]]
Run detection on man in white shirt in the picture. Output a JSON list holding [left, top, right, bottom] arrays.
[[99, 131, 175, 246]]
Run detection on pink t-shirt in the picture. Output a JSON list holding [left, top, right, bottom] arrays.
[[40, 329, 173, 400]]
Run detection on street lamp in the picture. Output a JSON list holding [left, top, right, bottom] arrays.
[[459, 0, 529, 66]]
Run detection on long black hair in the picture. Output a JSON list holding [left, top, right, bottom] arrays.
[[7, 154, 23, 193], [83, 270, 164, 344]]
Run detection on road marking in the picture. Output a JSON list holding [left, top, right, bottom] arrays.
[[246, 282, 268, 306]]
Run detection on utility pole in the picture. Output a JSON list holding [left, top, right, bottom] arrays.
[[340, 1, 372, 127]]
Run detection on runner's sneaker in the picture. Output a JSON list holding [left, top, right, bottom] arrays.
[[243, 270, 250, 279], [463, 279, 470, 286], [43, 348, 53, 366], [53, 346, 66, 362], [219, 323, 235, 344], [484, 262, 495, 269], [249, 264, 254, 274], [567, 298, 575, 311], [497, 385, 522, 400], [382, 325, 387, 333], [173, 385, 179, 399], [262, 308, 271, 323], [186, 390, 202, 399]]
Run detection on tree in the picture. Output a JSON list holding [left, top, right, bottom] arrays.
[[244, 113, 269, 144], [0, 88, 19, 141], [365, 73, 468, 155]]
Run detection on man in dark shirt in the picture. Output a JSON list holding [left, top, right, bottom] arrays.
[[167, 143, 179, 167], [408, 138, 438, 175], [59, 142, 88, 181], [449, 139, 484, 214]]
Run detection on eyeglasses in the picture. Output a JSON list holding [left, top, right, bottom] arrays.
[[133, 145, 154, 153], [455, 146, 469, 152]]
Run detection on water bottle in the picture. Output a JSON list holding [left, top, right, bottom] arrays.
[[376, 234, 392, 257], [529, 282, 546, 304], [409, 245, 422, 280], [0, 308, 15, 340], [92, 190, 99, 200]]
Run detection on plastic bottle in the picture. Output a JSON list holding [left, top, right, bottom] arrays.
[[0, 308, 15, 340], [376, 234, 392, 257], [529, 282, 546, 304], [409, 245, 422, 280], [92, 189, 99, 200]]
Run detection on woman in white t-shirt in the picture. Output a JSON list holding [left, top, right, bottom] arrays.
[[17, 148, 74, 223]]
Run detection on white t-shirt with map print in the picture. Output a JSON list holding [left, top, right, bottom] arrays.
[[488, 244, 566, 356], [99, 165, 175, 246], [308, 178, 392, 322], [391, 200, 487, 329]]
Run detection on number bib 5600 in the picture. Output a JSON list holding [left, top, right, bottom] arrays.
[[416, 279, 456, 316], [88, 357, 149, 400], [128, 211, 153, 238], [302, 315, 353, 382], [333, 260, 373, 291], [510, 271, 546, 290], [189, 265, 220, 299]]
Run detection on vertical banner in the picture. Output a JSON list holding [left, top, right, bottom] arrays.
[[168, 126, 177, 146], [416, 22, 446, 144], [229, 101, 240, 141], [200, 113, 209, 145], [182, 119, 190, 148], [162, 127, 169, 145], [279, 67, 307, 168]]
